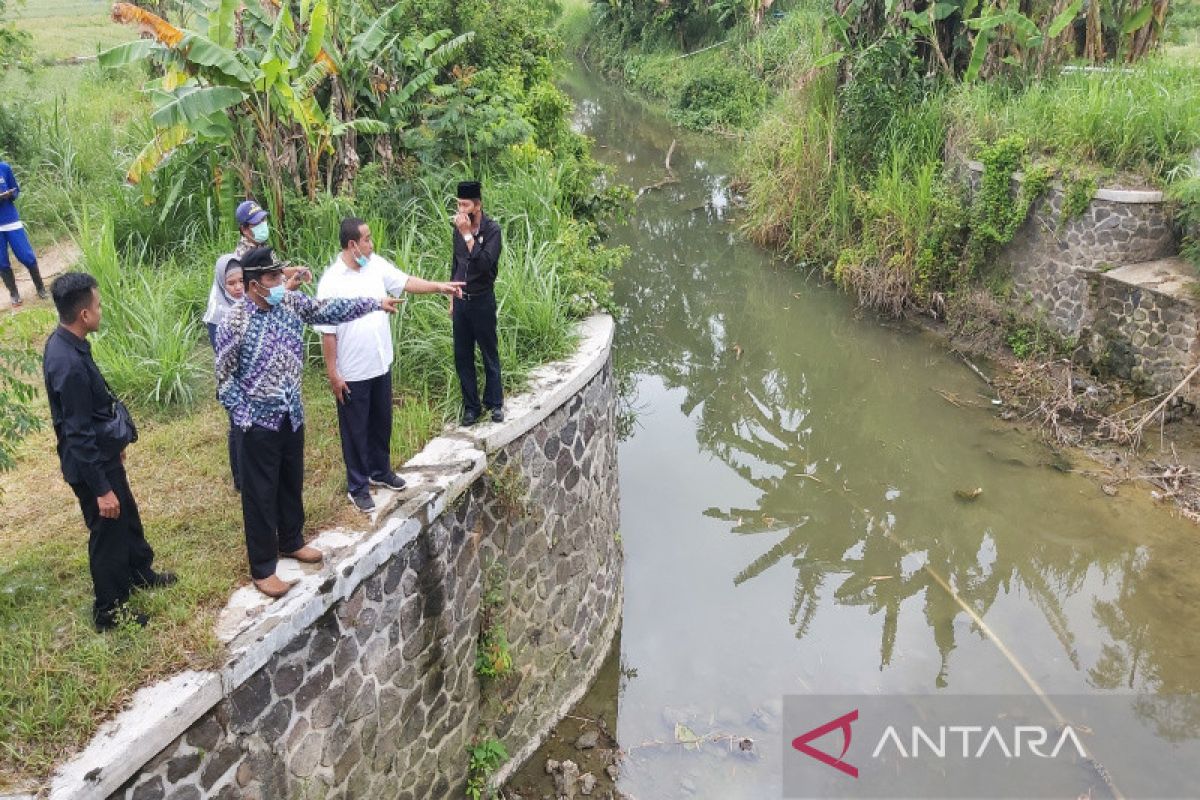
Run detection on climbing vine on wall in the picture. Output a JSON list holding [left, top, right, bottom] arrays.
[[1060, 174, 1098, 226], [967, 136, 1052, 273]]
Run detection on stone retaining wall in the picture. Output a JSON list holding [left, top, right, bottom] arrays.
[[32, 315, 621, 800], [1086, 267, 1200, 395], [965, 161, 1176, 338]]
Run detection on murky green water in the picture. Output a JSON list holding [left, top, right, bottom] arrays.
[[506, 67, 1200, 799]]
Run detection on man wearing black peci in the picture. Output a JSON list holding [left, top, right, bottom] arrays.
[[43, 272, 176, 631], [450, 180, 504, 425]]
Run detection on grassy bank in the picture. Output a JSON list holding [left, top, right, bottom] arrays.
[[572, 0, 1200, 336], [0, 0, 627, 789]]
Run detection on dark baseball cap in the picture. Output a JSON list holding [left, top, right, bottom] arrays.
[[235, 200, 269, 226]]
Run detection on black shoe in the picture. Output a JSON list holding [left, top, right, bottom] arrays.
[[348, 491, 376, 514], [369, 472, 407, 491], [96, 610, 150, 632], [490, 407, 504, 423], [135, 571, 178, 589], [8, 292, 20, 307], [461, 410, 480, 426], [36, 288, 48, 300]]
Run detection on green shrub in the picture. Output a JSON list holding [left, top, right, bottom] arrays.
[[836, 33, 930, 180], [671, 58, 768, 129], [466, 737, 508, 800]]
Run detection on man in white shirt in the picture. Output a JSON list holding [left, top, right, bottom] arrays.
[[317, 217, 463, 513]]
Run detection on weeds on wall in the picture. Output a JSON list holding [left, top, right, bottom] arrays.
[[965, 136, 1053, 274], [466, 736, 509, 800], [1060, 173, 1099, 225], [474, 560, 514, 681], [487, 458, 532, 521]]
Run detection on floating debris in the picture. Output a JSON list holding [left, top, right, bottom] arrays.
[[954, 487, 984, 501], [674, 723, 703, 751]]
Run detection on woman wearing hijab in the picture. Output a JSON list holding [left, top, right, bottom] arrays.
[[203, 253, 245, 349], [204, 254, 245, 489]]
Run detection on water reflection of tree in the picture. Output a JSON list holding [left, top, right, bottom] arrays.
[[609, 193, 1189, 696], [690, 359, 1096, 686]]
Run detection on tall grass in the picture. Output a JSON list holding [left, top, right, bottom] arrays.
[[948, 59, 1200, 183], [75, 213, 212, 409], [739, 31, 851, 266], [0, 64, 147, 240], [579, 4, 827, 132]]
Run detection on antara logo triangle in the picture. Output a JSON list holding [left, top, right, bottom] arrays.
[[791, 709, 860, 778]]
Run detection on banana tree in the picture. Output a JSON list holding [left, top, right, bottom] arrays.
[[319, 0, 472, 191], [833, 0, 1173, 83], [104, 1, 366, 229]]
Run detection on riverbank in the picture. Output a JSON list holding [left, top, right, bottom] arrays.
[[561, 0, 1200, 521]]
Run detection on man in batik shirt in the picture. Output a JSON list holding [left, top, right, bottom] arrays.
[[215, 247, 402, 598]]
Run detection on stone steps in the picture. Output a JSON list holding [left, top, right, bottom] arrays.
[[1102, 257, 1199, 301], [1087, 258, 1199, 395]]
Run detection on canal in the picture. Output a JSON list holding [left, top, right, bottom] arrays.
[[505, 65, 1200, 799]]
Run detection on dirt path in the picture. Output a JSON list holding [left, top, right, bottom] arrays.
[[1, 238, 82, 311]]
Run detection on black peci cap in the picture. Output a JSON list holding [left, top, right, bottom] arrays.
[[456, 180, 482, 200], [240, 246, 283, 280]]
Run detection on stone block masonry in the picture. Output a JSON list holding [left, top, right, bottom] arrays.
[[1086, 259, 1200, 397], [966, 161, 1176, 339], [27, 315, 621, 800], [964, 162, 1199, 397]]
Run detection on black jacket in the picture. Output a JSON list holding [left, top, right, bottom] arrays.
[[451, 214, 502, 294], [42, 326, 122, 496]]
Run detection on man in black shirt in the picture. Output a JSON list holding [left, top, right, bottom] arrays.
[[42, 272, 175, 631], [450, 180, 504, 425]]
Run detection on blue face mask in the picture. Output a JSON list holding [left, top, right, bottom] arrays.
[[265, 284, 287, 306], [355, 254, 369, 268], [250, 221, 270, 243]]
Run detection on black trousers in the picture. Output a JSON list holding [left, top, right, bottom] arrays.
[[336, 369, 393, 497], [240, 422, 306, 580], [70, 462, 157, 627], [452, 291, 503, 414]]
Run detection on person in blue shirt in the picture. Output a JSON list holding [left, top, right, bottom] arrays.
[[0, 161, 44, 307]]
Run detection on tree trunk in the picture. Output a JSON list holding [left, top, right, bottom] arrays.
[[1084, 0, 1104, 62]]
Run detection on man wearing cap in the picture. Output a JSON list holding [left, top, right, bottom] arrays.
[[451, 180, 504, 426], [317, 217, 464, 514], [234, 200, 271, 257], [215, 246, 403, 598]]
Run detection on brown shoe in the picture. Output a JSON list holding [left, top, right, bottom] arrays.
[[253, 574, 294, 598], [282, 545, 323, 564]]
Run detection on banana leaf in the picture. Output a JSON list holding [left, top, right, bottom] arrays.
[[1120, 4, 1154, 33], [126, 124, 193, 185], [98, 39, 161, 69], [178, 32, 255, 84], [1047, 0, 1084, 38], [303, 0, 328, 60], [150, 85, 246, 128]]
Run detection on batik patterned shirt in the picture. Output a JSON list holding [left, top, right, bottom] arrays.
[[215, 291, 381, 431]]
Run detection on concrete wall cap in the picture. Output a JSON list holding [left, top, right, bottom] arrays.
[[965, 160, 1164, 203]]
